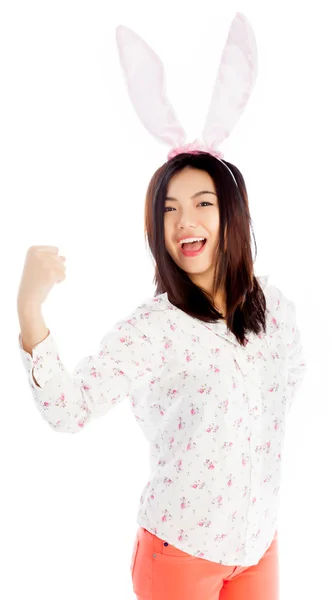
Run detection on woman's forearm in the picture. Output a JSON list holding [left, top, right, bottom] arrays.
[[17, 301, 49, 357]]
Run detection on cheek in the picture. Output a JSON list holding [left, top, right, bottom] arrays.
[[163, 220, 173, 253], [213, 215, 220, 235], [207, 219, 220, 239]]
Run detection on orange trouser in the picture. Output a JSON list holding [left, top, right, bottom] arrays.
[[131, 526, 279, 600]]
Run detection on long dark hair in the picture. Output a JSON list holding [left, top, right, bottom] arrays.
[[144, 152, 266, 346]]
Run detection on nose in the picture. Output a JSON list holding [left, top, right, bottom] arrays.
[[177, 206, 198, 229]]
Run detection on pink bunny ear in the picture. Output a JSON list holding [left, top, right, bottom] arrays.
[[202, 12, 258, 150], [115, 25, 187, 148]]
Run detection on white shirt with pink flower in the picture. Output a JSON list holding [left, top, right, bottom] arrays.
[[18, 275, 307, 566]]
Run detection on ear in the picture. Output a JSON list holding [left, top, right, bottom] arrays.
[[202, 12, 258, 150], [115, 25, 187, 148]]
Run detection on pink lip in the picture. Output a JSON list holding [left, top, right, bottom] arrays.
[[180, 239, 207, 257]]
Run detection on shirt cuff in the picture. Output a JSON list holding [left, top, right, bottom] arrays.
[[18, 330, 65, 388]]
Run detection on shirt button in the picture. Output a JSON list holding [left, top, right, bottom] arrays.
[[164, 542, 169, 546]]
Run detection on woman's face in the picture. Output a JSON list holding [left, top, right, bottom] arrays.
[[164, 166, 221, 292]]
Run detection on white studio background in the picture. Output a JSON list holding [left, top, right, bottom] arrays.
[[0, 1, 331, 599]]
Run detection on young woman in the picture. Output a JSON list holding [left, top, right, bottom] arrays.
[[16, 13, 307, 600]]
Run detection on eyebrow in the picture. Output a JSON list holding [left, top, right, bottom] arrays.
[[165, 190, 217, 201]]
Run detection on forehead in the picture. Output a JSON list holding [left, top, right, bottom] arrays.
[[166, 167, 216, 197]]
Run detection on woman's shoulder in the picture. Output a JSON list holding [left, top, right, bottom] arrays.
[[260, 274, 293, 308], [260, 275, 299, 341], [136, 292, 171, 312], [112, 292, 172, 337]]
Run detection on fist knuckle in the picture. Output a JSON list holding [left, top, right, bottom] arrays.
[[23, 245, 66, 300]]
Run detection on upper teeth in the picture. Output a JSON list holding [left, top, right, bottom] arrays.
[[180, 237, 205, 244]]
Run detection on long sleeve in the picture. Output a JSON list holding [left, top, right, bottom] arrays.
[[283, 297, 307, 414], [18, 317, 154, 434]]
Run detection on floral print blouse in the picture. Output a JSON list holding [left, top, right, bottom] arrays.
[[18, 275, 307, 566]]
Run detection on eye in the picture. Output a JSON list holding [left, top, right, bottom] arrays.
[[165, 202, 213, 212]]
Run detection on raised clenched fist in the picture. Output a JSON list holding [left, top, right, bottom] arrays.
[[17, 245, 66, 308]]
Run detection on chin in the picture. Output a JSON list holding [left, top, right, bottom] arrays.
[[181, 263, 213, 276]]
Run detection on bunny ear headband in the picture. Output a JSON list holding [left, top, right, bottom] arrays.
[[115, 12, 258, 180]]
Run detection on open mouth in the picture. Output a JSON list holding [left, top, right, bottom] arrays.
[[180, 238, 207, 256]]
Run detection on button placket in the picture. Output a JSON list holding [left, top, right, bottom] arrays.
[[233, 346, 263, 556]]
